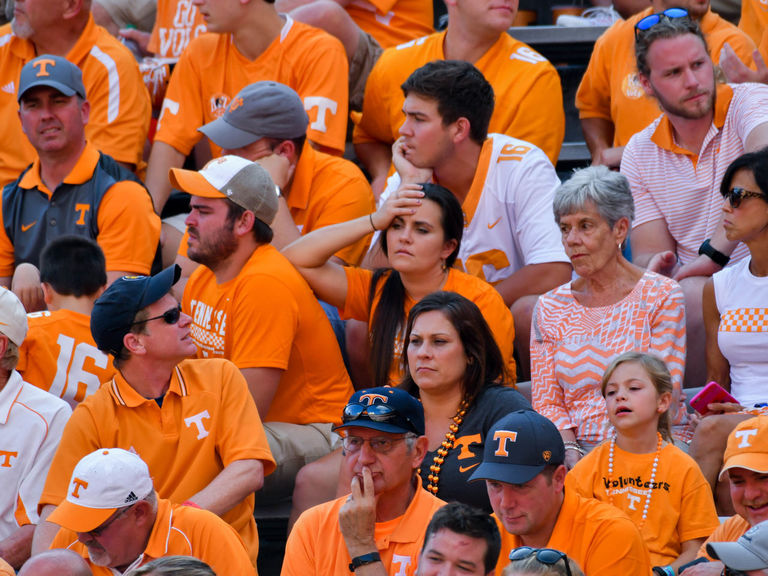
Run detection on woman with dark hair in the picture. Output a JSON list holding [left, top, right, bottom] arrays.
[[690, 148, 768, 512], [401, 291, 530, 509], [283, 182, 515, 386]]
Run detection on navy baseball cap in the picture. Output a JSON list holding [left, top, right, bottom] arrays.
[[334, 387, 425, 436], [469, 410, 564, 485], [91, 265, 181, 356], [18, 55, 86, 102]]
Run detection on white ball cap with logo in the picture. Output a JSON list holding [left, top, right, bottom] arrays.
[[47, 448, 154, 533]]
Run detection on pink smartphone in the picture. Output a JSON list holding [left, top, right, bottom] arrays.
[[690, 381, 738, 415]]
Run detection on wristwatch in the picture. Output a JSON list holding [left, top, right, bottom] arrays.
[[698, 238, 730, 267], [349, 552, 381, 572]]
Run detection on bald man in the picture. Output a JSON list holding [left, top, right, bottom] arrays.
[[18, 550, 92, 576]]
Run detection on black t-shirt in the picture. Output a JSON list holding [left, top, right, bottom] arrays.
[[418, 385, 532, 511]]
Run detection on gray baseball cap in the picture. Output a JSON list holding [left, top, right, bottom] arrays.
[[198, 81, 309, 149], [18, 55, 86, 102]]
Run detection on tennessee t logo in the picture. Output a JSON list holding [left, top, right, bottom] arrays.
[[359, 393, 388, 405], [626, 493, 641, 510], [33, 58, 56, 77], [493, 430, 518, 457], [0, 451, 18, 467], [71, 478, 89, 498], [185, 410, 211, 440], [735, 429, 758, 448], [74, 204, 90, 225]]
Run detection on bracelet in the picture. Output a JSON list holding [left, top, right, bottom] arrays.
[[369, 213, 378, 232], [349, 552, 381, 572], [653, 565, 675, 576], [563, 441, 585, 455], [698, 238, 730, 267]]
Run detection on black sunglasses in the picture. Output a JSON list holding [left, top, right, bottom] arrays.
[[635, 7, 689, 39], [509, 547, 573, 576], [722, 186, 766, 209], [130, 304, 183, 326], [342, 403, 418, 434]]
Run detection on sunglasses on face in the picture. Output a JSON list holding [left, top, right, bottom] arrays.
[[508, 547, 573, 576], [722, 186, 767, 209], [635, 7, 689, 39], [342, 403, 418, 434], [130, 304, 183, 326]]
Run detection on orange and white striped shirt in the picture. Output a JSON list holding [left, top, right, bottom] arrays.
[[621, 83, 768, 265], [531, 271, 686, 446]]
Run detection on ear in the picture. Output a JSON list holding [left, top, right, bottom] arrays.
[[62, 0, 84, 19], [41, 282, 54, 305], [638, 72, 655, 98], [273, 140, 297, 162], [440, 238, 458, 261], [612, 216, 630, 245], [657, 391, 672, 415], [131, 500, 155, 529], [452, 117, 472, 145], [409, 435, 429, 470], [0, 334, 9, 359], [233, 209, 256, 238], [552, 464, 567, 491], [123, 331, 146, 356], [80, 98, 90, 126]]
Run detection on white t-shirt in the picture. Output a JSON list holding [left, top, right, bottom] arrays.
[[377, 133, 568, 284], [713, 257, 768, 407], [0, 371, 71, 537]]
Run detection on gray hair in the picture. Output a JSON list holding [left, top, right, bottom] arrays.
[[635, 15, 708, 78], [553, 165, 635, 227], [0, 340, 19, 372], [131, 556, 216, 576], [503, 553, 585, 576]]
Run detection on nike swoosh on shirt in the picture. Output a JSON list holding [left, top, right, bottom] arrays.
[[487, 217, 502, 229], [21, 221, 37, 232], [459, 463, 479, 473]]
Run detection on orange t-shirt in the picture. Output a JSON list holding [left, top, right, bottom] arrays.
[[698, 514, 750, 559], [0, 143, 160, 277], [0, 17, 151, 185], [283, 486, 445, 576], [17, 309, 116, 409], [288, 142, 375, 266], [353, 30, 564, 165], [346, 0, 433, 49], [182, 244, 353, 425], [155, 16, 348, 157], [496, 488, 651, 576], [50, 497, 256, 575], [577, 8, 756, 147], [39, 358, 275, 566], [342, 267, 516, 383], [566, 441, 719, 566], [739, 0, 768, 63], [148, 0, 207, 58]]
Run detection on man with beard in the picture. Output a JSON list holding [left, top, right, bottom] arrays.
[[577, 0, 755, 169], [0, 0, 150, 185], [620, 14, 768, 388], [45, 448, 256, 575], [171, 155, 353, 500]]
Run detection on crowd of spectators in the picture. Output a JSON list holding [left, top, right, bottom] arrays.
[[0, 0, 767, 574]]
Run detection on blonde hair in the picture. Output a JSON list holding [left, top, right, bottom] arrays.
[[601, 351, 673, 442], [503, 554, 585, 576]]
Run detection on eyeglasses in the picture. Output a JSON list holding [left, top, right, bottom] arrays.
[[722, 186, 766, 209], [342, 403, 418, 434], [86, 504, 135, 537], [508, 547, 573, 576], [635, 7, 689, 39], [340, 435, 410, 454], [130, 304, 182, 326], [724, 569, 749, 576]]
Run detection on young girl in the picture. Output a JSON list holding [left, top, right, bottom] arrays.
[[566, 352, 719, 574]]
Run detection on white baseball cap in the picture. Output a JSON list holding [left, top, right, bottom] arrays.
[[0, 288, 27, 346], [47, 448, 154, 532]]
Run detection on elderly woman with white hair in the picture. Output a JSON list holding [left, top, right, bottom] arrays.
[[531, 166, 689, 469]]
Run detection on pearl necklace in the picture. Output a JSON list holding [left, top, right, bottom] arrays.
[[424, 398, 470, 495], [606, 432, 662, 529]]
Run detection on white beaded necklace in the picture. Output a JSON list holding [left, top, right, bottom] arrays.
[[606, 431, 662, 529]]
